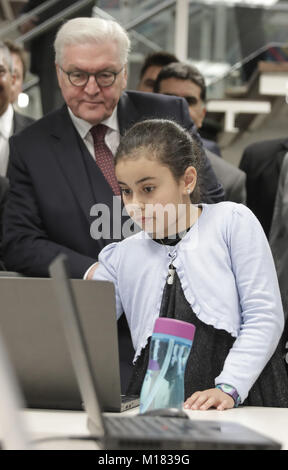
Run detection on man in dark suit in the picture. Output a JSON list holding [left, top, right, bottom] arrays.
[[0, 105, 33, 269], [269, 153, 288, 377], [0, 42, 33, 270], [0, 41, 34, 176], [269, 152, 288, 318], [4, 39, 28, 105], [239, 137, 288, 237], [154, 62, 247, 204]]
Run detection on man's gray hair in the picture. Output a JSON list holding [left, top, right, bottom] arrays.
[[0, 41, 13, 73], [54, 17, 131, 66]]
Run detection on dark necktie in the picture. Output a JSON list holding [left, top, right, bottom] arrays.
[[90, 124, 120, 195]]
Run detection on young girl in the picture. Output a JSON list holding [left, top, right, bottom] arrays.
[[92, 119, 288, 410]]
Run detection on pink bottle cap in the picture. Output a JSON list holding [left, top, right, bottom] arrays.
[[153, 317, 196, 341]]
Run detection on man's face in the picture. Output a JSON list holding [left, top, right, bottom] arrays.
[[10, 52, 24, 103], [158, 77, 206, 128], [56, 41, 127, 125], [0, 51, 14, 116], [138, 65, 163, 93]]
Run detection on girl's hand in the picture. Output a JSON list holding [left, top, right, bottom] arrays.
[[184, 388, 235, 411]]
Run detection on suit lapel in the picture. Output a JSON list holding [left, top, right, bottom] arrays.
[[13, 111, 34, 134], [49, 106, 96, 225], [117, 92, 140, 135]]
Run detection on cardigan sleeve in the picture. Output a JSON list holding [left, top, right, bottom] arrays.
[[92, 243, 123, 320], [215, 204, 284, 402]]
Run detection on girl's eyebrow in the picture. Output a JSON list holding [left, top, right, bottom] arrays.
[[118, 177, 157, 185]]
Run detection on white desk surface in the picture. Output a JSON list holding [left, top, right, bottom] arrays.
[[21, 406, 288, 450]]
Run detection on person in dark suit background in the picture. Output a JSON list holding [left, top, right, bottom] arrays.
[[269, 152, 288, 319], [0, 41, 34, 177], [154, 62, 222, 157], [269, 152, 288, 378], [2, 17, 223, 391], [0, 41, 33, 269], [239, 137, 288, 237], [18, 0, 95, 115], [4, 39, 28, 105], [154, 62, 247, 204], [0, 41, 33, 163], [241, 138, 288, 379]]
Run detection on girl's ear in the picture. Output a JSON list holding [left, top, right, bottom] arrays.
[[183, 166, 197, 195]]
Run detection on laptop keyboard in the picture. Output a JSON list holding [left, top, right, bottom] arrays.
[[103, 416, 280, 450], [105, 416, 193, 437], [121, 395, 139, 404]]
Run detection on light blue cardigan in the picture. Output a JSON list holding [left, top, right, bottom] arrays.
[[93, 202, 284, 402]]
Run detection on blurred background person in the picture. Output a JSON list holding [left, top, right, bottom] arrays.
[[154, 61, 246, 204], [137, 51, 179, 93], [154, 62, 220, 156], [4, 39, 27, 104], [0, 42, 33, 177], [269, 152, 288, 378], [0, 41, 33, 270]]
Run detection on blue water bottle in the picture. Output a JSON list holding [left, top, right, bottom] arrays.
[[140, 317, 196, 414]]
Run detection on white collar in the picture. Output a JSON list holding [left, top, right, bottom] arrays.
[[0, 104, 14, 139], [68, 105, 119, 139]]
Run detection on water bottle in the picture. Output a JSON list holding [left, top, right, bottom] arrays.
[[140, 317, 196, 414]]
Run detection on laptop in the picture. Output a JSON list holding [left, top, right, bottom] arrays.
[[49, 254, 282, 450], [0, 276, 139, 412], [0, 329, 30, 450]]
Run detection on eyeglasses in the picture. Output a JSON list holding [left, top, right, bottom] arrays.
[[59, 66, 124, 88], [0, 66, 9, 78]]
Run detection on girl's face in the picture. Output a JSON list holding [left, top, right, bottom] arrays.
[[116, 153, 198, 237]]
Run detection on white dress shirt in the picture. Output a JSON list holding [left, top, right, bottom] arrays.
[[0, 104, 14, 176], [67, 106, 120, 159]]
